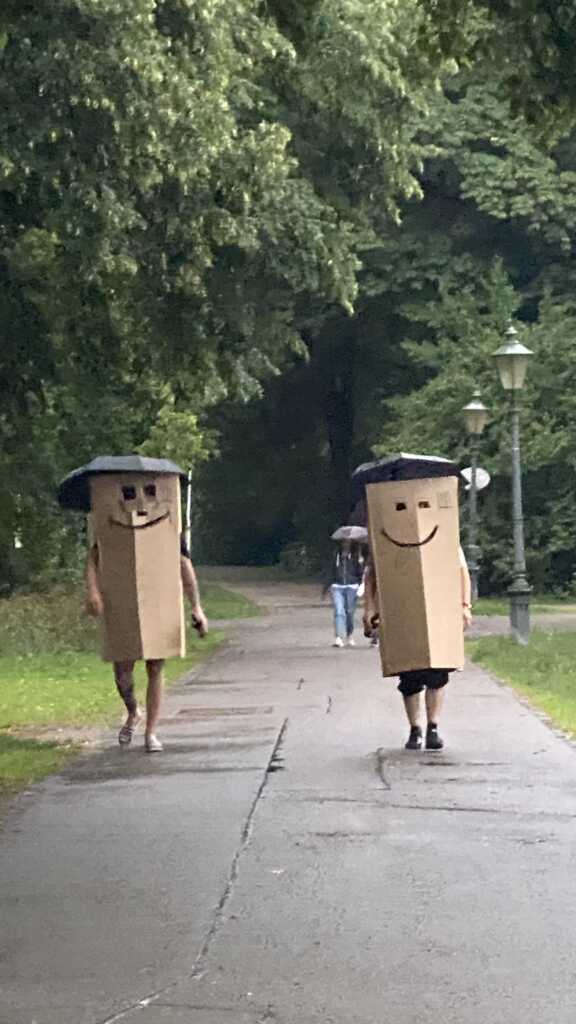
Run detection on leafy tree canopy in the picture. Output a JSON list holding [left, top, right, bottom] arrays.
[[417, 0, 576, 129]]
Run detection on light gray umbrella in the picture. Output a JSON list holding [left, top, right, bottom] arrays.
[[331, 525, 368, 542]]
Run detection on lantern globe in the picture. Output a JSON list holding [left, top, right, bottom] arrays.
[[493, 325, 533, 391], [462, 391, 489, 435]]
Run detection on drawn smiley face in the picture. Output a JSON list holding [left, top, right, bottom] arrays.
[[89, 473, 176, 532], [109, 480, 170, 530], [380, 497, 438, 548], [375, 482, 455, 550]]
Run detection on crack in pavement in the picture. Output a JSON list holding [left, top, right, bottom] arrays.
[[96, 717, 289, 1024], [375, 748, 392, 790], [154, 1003, 238, 1012], [269, 792, 576, 823], [381, 802, 576, 819]]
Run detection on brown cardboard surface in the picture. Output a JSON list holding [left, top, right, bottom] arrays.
[[90, 473, 185, 662], [367, 476, 463, 676]]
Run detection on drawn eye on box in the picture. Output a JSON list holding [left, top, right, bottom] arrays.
[[437, 491, 453, 509]]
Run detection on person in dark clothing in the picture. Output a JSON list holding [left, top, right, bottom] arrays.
[[327, 540, 365, 647], [363, 548, 471, 749]]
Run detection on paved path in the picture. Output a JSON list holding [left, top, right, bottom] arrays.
[[2, 580, 576, 1023], [200, 566, 576, 638]]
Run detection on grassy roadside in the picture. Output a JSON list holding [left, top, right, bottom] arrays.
[[474, 595, 576, 616], [0, 581, 258, 794], [469, 631, 576, 738]]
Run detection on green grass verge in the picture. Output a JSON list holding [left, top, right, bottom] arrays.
[[469, 630, 576, 737], [474, 596, 576, 616], [0, 735, 79, 793], [0, 633, 224, 732], [202, 583, 260, 620], [0, 580, 258, 794]]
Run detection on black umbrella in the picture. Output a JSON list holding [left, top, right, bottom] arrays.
[[57, 455, 188, 512], [350, 452, 462, 506]]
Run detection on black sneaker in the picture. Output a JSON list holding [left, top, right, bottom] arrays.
[[405, 726, 423, 750], [426, 723, 444, 751]]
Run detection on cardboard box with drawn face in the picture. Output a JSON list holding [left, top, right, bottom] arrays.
[[89, 472, 185, 663], [367, 475, 463, 676]]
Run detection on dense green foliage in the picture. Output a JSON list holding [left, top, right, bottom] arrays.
[[2, 1, 576, 594], [199, 65, 576, 592], [0, 581, 255, 657], [0, 0, 441, 590], [417, 0, 576, 127]]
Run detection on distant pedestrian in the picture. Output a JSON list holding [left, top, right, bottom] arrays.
[[325, 530, 366, 647]]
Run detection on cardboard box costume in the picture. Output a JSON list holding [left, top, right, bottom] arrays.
[[57, 456, 187, 663], [351, 454, 464, 677]]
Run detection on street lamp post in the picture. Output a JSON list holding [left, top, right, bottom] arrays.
[[462, 391, 489, 603], [493, 323, 533, 645], [185, 467, 193, 554]]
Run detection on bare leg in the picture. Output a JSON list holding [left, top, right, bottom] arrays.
[[114, 661, 139, 717], [425, 687, 445, 749], [402, 692, 422, 728], [144, 659, 165, 750], [113, 661, 142, 745], [425, 686, 445, 726]]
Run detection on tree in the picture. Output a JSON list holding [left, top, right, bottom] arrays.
[[417, 0, 576, 128], [0, 0, 457, 586], [372, 261, 576, 593], [198, 60, 576, 585]]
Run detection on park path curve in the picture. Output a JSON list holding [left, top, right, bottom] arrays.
[[1, 572, 576, 1024]]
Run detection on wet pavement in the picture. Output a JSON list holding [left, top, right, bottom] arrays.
[[2, 578, 576, 1023]]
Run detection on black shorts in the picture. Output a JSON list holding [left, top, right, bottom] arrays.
[[397, 669, 451, 697]]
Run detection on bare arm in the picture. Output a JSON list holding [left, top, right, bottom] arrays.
[[459, 546, 472, 628], [85, 545, 104, 617], [362, 556, 380, 634], [180, 556, 208, 636]]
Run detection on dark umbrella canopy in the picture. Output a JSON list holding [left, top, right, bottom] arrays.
[[350, 453, 462, 507], [57, 455, 188, 512]]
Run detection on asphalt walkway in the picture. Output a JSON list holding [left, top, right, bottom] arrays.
[[2, 580, 576, 1023]]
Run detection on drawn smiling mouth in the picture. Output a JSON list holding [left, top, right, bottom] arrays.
[[381, 525, 438, 548], [110, 511, 170, 530]]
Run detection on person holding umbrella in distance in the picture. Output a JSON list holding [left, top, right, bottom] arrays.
[[325, 525, 367, 648]]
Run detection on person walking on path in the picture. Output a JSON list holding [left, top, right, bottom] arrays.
[[86, 534, 208, 752], [363, 547, 471, 749], [353, 453, 472, 751], [57, 455, 209, 754], [325, 537, 365, 648], [362, 548, 471, 749]]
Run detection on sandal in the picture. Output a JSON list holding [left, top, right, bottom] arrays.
[[144, 734, 163, 753], [118, 710, 142, 746]]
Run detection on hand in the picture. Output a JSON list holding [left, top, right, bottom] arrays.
[[86, 593, 104, 618], [363, 611, 379, 637], [463, 606, 472, 629], [192, 606, 208, 638]]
